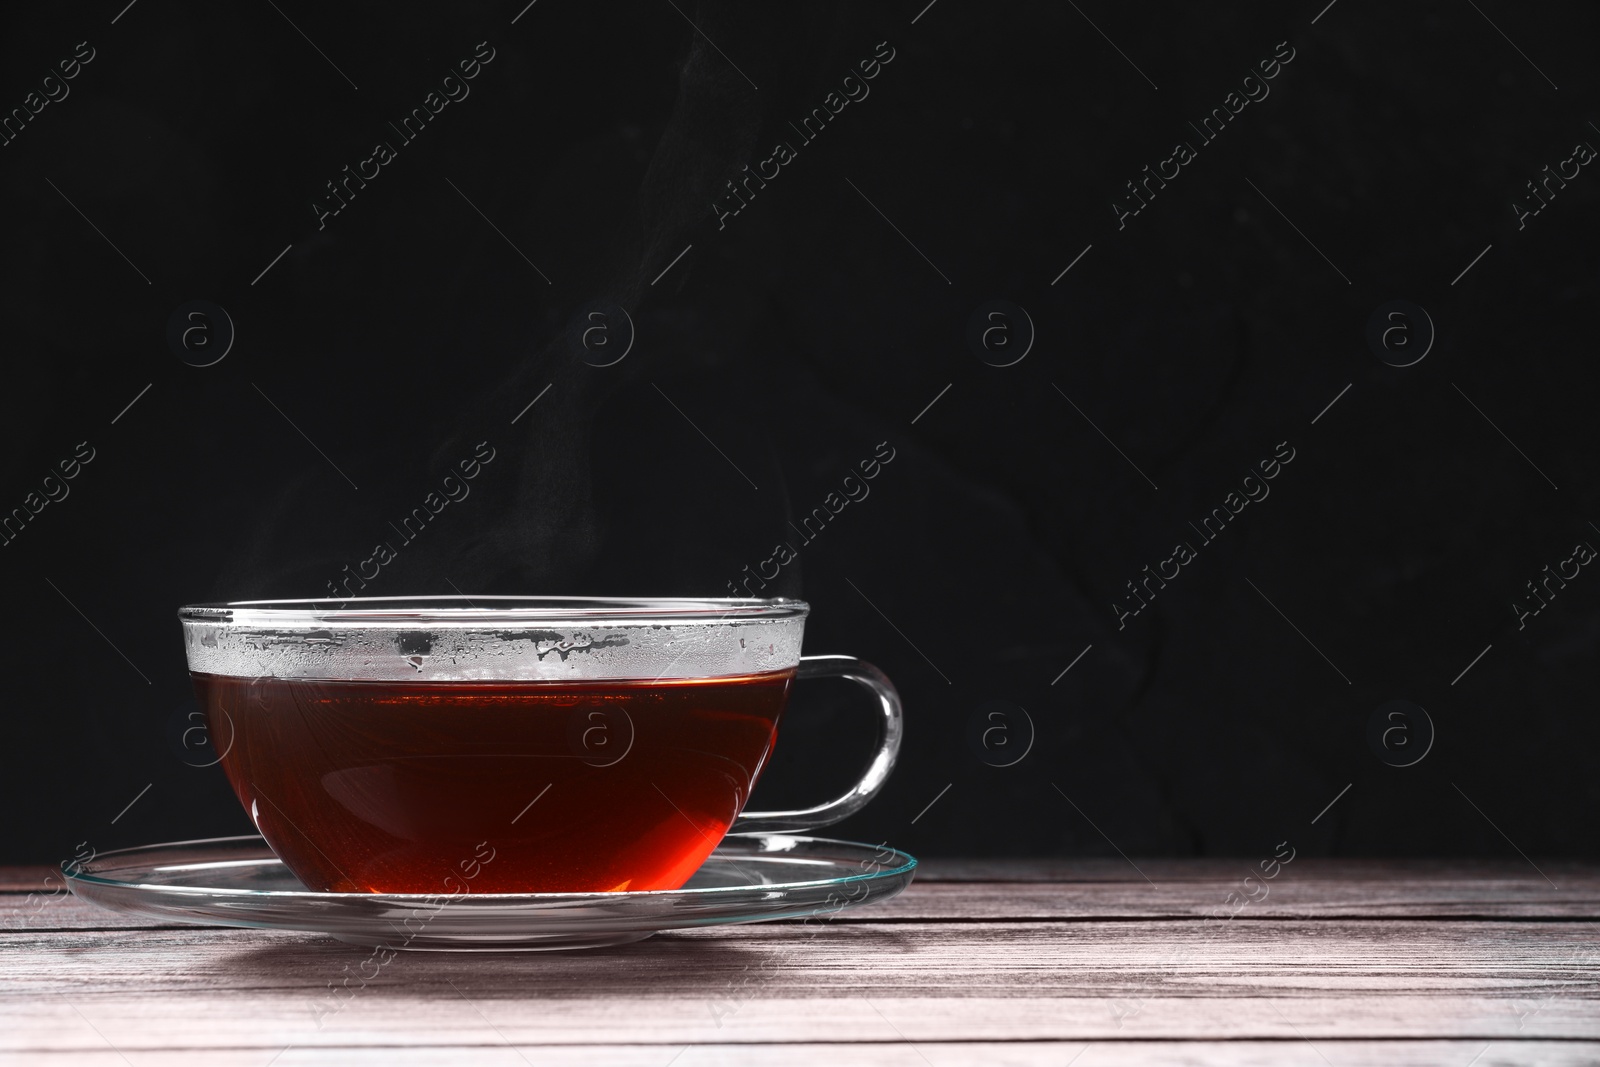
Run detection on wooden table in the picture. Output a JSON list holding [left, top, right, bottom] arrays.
[[4, 858, 1599, 1065]]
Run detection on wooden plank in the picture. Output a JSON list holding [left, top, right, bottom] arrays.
[[8, 868, 1599, 929], [0, 896, 188, 932], [8, 879, 1600, 932], [8, 858, 1590, 894], [8, 1042, 1600, 1066], [0, 866, 57, 892], [6, 862, 1598, 1057], [6, 991, 1600, 1051], [13, 857, 1593, 889], [912, 857, 1597, 883], [859, 876, 1600, 920], [2, 919, 1598, 1050]]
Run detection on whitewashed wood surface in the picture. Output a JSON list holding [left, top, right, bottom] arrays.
[[4, 859, 1598, 1065]]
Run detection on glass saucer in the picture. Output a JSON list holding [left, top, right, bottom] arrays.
[[65, 834, 917, 951]]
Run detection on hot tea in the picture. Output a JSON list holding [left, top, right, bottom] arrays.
[[178, 596, 902, 899], [192, 670, 793, 893]]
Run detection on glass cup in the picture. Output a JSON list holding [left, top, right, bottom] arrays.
[[178, 596, 902, 894]]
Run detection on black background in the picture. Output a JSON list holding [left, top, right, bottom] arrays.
[[3, 0, 1597, 866]]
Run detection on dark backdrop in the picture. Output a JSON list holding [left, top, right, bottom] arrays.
[[3, 0, 1597, 866]]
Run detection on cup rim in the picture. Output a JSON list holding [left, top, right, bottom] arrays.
[[178, 595, 810, 626]]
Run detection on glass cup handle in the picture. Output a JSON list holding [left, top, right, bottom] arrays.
[[729, 654, 903, 835]]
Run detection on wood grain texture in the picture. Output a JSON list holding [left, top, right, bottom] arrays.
[[8, 865, 1597, 928], [8, 1043, 1600, 1066], [0, 865, 57, 891], [910, 857, 1590, 883], [6, 1044, 1600, 1067], [3, 861, 1598, 1064]]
